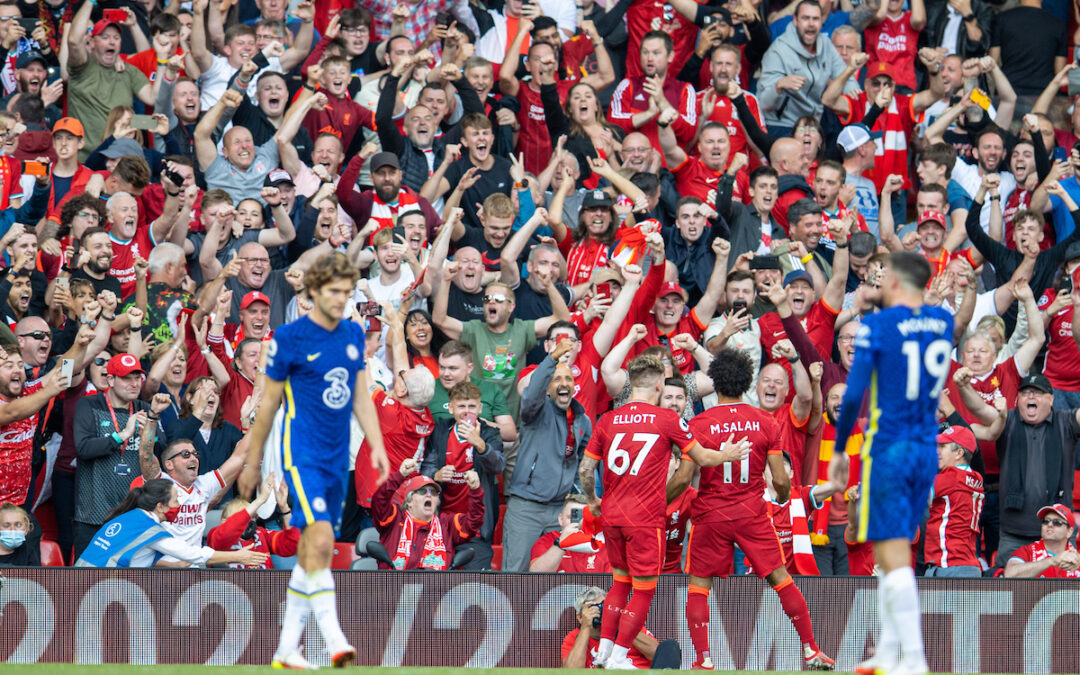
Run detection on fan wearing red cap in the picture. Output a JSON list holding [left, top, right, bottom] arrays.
[[66, 2, 156, 164], [924, 426, 985, 577], [627, 239, 729, 375], [370, 458, 484, 571], [1005, 504, 1080, 578], [821, 49, 943, 195]]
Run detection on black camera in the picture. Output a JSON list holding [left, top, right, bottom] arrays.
[[591, 602, 603, 628]]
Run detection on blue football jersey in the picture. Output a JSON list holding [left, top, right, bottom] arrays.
[[838, 305, 954, 452], [265, 316, 366, 467]]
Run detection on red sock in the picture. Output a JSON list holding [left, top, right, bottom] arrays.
[[601, 577, 631, 643], [686, 585, 711, 662], [774, 577, 819, 651], [614, 584, 655, 648]]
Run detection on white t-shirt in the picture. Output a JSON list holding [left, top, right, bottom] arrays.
[[704, 314, 762, 407], [161, 470, 226, 550]]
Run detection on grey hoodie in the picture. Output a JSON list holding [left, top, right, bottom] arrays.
[[758, 22, 857, 129]]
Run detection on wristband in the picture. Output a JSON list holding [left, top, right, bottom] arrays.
[[167, 190, 180, 197], [800, 253, 813, 264], [787, 356, 800, 364], [963, 12, 976, 21], [147, 414, 159, 421], [201, 346, 211, 355], [835, 242, 848, 249], [988, 195, 1001, 201], [280, 510, 292, 515], [111, 432, 124, 445], [513, 181, 524, 188], [157, 58, 169, 65]]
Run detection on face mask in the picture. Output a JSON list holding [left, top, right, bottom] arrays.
[[0, 530, 26, 549], [163, 506, 181, 523], [241, 521, 258, 540]]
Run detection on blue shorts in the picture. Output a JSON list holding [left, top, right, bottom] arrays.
[[284, 463, 347, 531], [857, 439, 937, 543]]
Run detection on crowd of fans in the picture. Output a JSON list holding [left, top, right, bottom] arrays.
[[0, 0, 1077, 580]]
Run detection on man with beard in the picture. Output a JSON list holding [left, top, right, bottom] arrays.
[[433, 278, 570, 421], [429, 340, 517, 443], [694, 45, 767, 174], [610, 31, 697, 158], [0, 341, 74, 524], [813, 161, 868, 245], [195, 90, 279, 203], [880, 176, 956, 281], [338, 152, 442, 241], [0, 265, 33, 326], [1, 52, 61, 127], [104, 190, 184, 298], [422, 114, 513, 230], [657, 112, 739, 211], [66, 4, 159, 162], [70, 228, 123, 298]]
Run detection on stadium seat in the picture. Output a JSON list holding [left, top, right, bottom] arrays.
[[350, 558, 379, 571], [331, 543, 358, 570], [204, 509, 224, 532], [354, 527, 379, 556], [40, 540, 64, 567], [490, 544, 503, 571], [492, 503, 507, 545]]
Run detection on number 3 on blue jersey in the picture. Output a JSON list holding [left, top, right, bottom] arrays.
[[901, 339, 951, 401]]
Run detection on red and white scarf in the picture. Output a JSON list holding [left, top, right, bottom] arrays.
[[812, 416, 861, 545], [392, 514, 449, 570]]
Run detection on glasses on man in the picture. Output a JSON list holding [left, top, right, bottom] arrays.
[[93, 357, 109, 367], [18, 331, 51, 341], [340, 25, 369, 34], [483, 294, 509, 304], [1042, 518, 1068, 528], [837, 335, 856, 344], [166, 449, 200, 462], [413, 486, 439, 496], [243, 257, 271, 265]]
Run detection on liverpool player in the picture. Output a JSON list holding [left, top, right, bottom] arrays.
[[579, 354, 748, 670], [831, 252, 953, 675], [686, 348, 835, 670]]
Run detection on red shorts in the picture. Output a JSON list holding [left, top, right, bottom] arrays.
[[604, 525, 664, 577], [685, 516, 785, 579]]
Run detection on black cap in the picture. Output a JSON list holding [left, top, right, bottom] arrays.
[[581, 189, 613, 208], [1019, 373, 1053, 394], [1065, 240, 1080, 262], [710, 7, 732, 24], [15, 51, 46, 70], [264, 168, 294, 187], [370, 152, 400, 172]]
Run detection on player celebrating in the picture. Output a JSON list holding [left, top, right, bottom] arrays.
[[238, 252, 390, 670], [686, 348, 835, 671], [831, 252, 953, 675], [578, 354, 749, 670]]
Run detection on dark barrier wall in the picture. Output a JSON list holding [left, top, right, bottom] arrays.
[[0, 570, 1077, 672]]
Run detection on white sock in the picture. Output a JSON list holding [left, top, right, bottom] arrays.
[[596, 638, 614, 663], [307, 567, 349, 651], [883, 567, 927, 668], [610, 645, 630, 663], [275, 565, 309, 659], [873, 572, 898, 667]]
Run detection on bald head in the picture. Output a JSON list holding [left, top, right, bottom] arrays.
[[770, 138, 804, 176]]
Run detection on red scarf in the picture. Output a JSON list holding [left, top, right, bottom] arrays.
[[812, 415, 861, 544], [392, 514, 448, 570]]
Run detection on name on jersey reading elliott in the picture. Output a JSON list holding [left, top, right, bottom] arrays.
[[611, 412, 659, 425]]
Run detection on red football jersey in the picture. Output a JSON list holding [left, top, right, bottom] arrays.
[[515, 80, 574, 176], [109, 229, 154, 299], [663, 486, 696, 573], [354, 389, 434, 506], [771, 403, 811, 486], [624, 0, 701, 80], [689, 401, 781, 522], [1010, 540, 1080, 578], [1038, 289, 1080, 391], [585, 402, 697, 528], [924, 465, 984, 568], [946, 357, 1022, 474]]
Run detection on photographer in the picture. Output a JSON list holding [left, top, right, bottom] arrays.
[[529, 495, 609, 573], [561, 586, 656, 669]]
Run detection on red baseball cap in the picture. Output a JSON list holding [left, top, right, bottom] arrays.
[[658, 281, 688, 301], [1037, 504, 1075, 527], [867, 62, 897, 82], [936, 425, 977, 454], [918, 210, 946, 229], [107, 353, 145, 377], [240, 291, 271, 310], [391, 474, 441, 506], [91, 19, 123, 37]]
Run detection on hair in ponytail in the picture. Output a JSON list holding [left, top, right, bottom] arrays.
[[105, 479, 174, 521]]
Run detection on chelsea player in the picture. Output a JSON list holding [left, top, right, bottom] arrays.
[[830, 252, 952, 675], [239, 252, 390, 669]]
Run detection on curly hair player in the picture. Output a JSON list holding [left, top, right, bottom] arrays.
[[685, 348, 835, 671], [238, 252, 390, 669], [831, 252, 954, 675]]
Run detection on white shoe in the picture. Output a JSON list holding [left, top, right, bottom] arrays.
[[271, 651, 318, 670], [884, 660, 929, 675], [605, 655, 638, 670]]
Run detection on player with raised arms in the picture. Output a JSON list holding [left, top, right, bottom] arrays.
[[578, 351, 750, 670], [831, 252, 953, 675], [685, 348, 835, 671], [237, 252, 390, 670]]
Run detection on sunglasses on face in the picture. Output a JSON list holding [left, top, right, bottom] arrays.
[[1042, 518, 1068, 528], [18, 331, 50, 341], [93, 357, 109, 367], [414, 486, 439, 496], [483, 294, 509, 304], [166, 449, 199, 462]]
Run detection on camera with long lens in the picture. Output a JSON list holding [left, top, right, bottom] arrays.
[[592, 602, 603, 628]]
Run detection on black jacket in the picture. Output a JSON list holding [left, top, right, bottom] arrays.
[[420, 418, 505, 542], [921, 0, 992, 59]]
